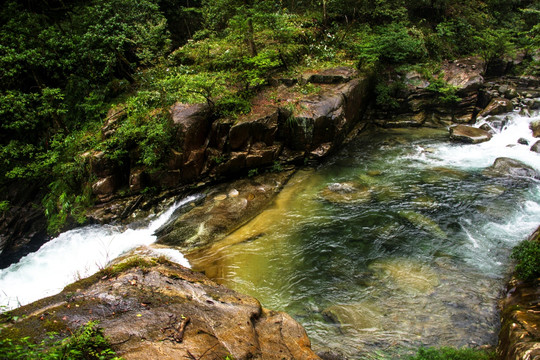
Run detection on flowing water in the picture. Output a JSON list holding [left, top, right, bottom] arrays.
[[188, 111, 540, 358], [0, 195, 199, 309], [0, 110, 539, 358]]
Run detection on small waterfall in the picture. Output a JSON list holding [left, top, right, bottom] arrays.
[[0, 194, 199, 310]]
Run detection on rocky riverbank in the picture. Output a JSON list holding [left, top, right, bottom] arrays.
[[0, 254, 321, 359], [497, 226, 540, 360]]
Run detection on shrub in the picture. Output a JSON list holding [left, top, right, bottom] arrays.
[[0, 321, 121, 360], [511, 239, 540, 281], [408, 347, 495, 360]]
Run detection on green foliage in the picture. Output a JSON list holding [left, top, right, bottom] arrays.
[[408, 347, 495, 360], [0, 321, 121, 360], [375, 82, 401, 110], [426, 79, 461, 105], [473, 28, 513, 66], [355, 23, 427, 69], [0, 200, 9, 213], [511, 239, 540, 281], [242, 50, 282, 88]]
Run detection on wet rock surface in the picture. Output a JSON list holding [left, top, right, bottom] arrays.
[[497, 227, 540, 360], [449, 124, 493, 144], [483, 157, 539, 179], [156, 170, 295, 251], [0, 256, 320, 360]]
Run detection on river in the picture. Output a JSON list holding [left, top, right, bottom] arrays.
[[1, 110, 539, 358]]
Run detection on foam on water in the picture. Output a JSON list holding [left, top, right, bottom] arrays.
[[421, 111, 540, 171], [0, 195, 199, 310]]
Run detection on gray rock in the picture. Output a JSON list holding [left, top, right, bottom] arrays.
[[518, 138, 530, 145], [483, 157, 539, 179]]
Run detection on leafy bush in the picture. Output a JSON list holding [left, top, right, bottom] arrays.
[[426, 79, 461, 105], [0, 321, 121, 360], [408, 347, 495, 360], [511, 239, 540, 281]]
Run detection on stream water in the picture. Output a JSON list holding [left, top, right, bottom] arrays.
[[187, 111, 540, 358], [0, 110, 539, 358]]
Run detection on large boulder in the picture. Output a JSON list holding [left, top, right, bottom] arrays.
[[483, 157, 539, 179], [479, 98, 514, 117], [449, 124, 493, 144], [1, 255, 321, 360]]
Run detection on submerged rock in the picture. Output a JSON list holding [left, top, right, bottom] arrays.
[[319, 182, 371, 204], [369, 258, 440, 295], [398, 210, 447, 239], [1, 255, 321, 360], [483, 157, 539, 179], [322, 302, 384, 331], [449, 124, 492, 144]]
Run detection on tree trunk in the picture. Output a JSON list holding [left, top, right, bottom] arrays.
[[246, 18, 257, 57]]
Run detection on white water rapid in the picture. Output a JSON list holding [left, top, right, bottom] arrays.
[[0, 195, 199, 310]]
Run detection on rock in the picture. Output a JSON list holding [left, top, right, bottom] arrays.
[[483, 157, 539, 179], [369, 258, 440, 294], [518, 138, 530, 146], [92, 176, 118, 200], [229, 107, 279, 151], [303, 67, 357, 84], [398, 210, 447, 239], [156, 171, 295, 250], [530, 120, 540, 138], [3, 255, 321, 360], [479, 98, 514, 117], [322, 302, 383, 331], [531, 140, 540, 154], [319, 182, 371, 204], [170, 103, 211, 154], [497, 226, 540, 360], [0, 182, 49, 269], [449, 125, 492, 144], [129, 168, 147, 192]]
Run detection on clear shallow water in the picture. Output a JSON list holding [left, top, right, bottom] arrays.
[[0, 195, 199, 310], [188, 112, 540, 358]]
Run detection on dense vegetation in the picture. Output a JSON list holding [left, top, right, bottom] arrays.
[[511, 238, 540, 281], [408, 347, 495, 360], [1, 0, 539, 232], [0, 321, 121, 359]]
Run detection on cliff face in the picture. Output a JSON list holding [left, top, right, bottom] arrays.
[[88, 67, 372, 204], [0, 255, 321, 360]]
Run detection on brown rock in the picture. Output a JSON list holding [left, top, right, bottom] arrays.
[[497, 227, 540, 360], [5, 255, 321, 360], [129, 169, 147, 192], [88, 150, 119, 178], [531, 140, 540, 154], [229, 107, 279, 151], [170, 103, 211, 153], [530, 120, 540, 138], [479, 98, 514, 117], [303, 67, 358, 84], [449, 125, 492, 144], [92, 176, 118, 199]]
